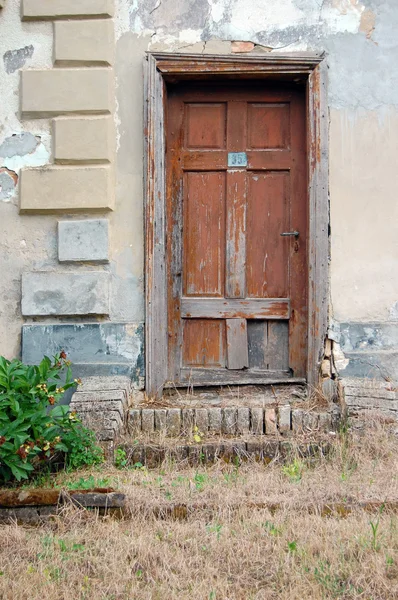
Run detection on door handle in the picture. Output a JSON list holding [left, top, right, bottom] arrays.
[[280, 231, 299, 238]]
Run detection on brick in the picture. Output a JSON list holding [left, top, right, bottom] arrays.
[[54, 19, 114, 65], [20, 166, 114, 212], [265, 408, 277, 434], [21, 68, 112, 117], [208, 408, 222, 434], [21, 271, 110, 316], [154, 409, 167, 431], [237, 407, 250, 435], [222, 408, 237, 436], [250, 407, 264, 435], [195, 408, 209, 433], [129, 409, 141, 435], [141, 409, 154, 434], [58, 219, 109, 263], [231, 41, 255, 53], [22, 0, 114, 20], [53, 116, 114, 162], [166, 409, 181, 437], [278, 405, 291, 433]]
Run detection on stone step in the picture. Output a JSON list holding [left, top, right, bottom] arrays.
[[118, 437, 333, 469], [128, 405, 341, 438]]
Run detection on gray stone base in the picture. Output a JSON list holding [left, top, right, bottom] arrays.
[[342, 377, 398, 420], [128, 404, 341, 437], [70, 376, 133, 441]]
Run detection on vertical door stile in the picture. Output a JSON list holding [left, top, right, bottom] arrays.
[[225, 101, 249, 368]]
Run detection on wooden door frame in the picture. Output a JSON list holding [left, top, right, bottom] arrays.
[[144, 52, 329, 398]]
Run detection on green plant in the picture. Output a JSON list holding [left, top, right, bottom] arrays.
[[370, 504, 385, 552], [282, 458, 304, 482], [65, 475, 111, 490], [0, 352, 103, 482], [115, 447, 128, 469]]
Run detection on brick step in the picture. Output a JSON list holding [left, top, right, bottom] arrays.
[[128, 404, 341, 438], [118, 437, 333, 469]]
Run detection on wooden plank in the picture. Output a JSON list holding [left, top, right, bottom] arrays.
[[144, 54, 168, 398], [226, 170, 246, 298], [247, 320, 267, 369], [183, 319, 226, 367], [177, 368, 304, 386], [181, 297, 290, 319], [226, 318, 249, 369], [307, 60, 329, 386], [182, 150, 226, 171], [266, 321, 289, 370], [247, 150, 291, 170]]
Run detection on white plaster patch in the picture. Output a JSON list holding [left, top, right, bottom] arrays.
[[179, 29, 202, 44], [229, 0, 304, 36], [208, 0, 225, 24], [390, 301, 398, 321], [321, 0, 365, 34], [333, 342, 350, 372], [2, 135, 50, 172]]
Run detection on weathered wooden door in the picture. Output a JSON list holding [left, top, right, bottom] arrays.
[[166, 81, 307, 387]]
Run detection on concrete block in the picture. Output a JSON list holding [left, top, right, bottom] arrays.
[[54, 116, 113, 163], [195, 408, 208, 433], [154, 409, 167, 432], [21, 68, 113, 118], [21, 271, 110, 316], [265, 408, 277, 434], [237, 407, 250, 435], [250, 407, 264, 435], [129, 409, 141, 435], [141, 409, 154, 434], [167, 409, 181, 437], [278, 405, 291, 433], [20, 166, 114, 212], [208, 408, 222, 434], [58, 219, 109, 263], [222, 408, 237, 436], [22, 0, 114, 20], [55, 19, 114, 65]]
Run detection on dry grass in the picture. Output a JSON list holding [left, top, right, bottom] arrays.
[[1, 423, 398, 600]]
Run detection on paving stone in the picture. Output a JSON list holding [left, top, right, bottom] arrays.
[[208, 408, 222, 434], [166, 409, 181, 437], [128, 409, 141, 435], [265, 408, 277, 434], [195, 408, 209, 433], [141, 409, 155, 434], [182, 409, 194, 433], [278, 405, 291, 433], [222, 408, 237, 435], [250, 407, 264, 435], [58, 219, 109, 263], [236, 407, 250, 435], [154, 409, 167, 432]]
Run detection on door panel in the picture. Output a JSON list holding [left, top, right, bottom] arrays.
[[166, 82, 308, 386]]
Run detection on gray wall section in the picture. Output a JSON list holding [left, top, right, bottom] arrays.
[[22, 323, 145, 388]]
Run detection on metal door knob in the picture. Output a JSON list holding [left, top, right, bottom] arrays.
[[280, 231, 299, 238]]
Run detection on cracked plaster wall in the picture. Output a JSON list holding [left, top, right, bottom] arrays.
[[0, 0, 397, 383]]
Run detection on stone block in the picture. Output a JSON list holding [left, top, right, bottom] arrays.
[[208, 408, 222, 434], [278, 405, 291, 433], [167, 409, 181, 437], [54, 116, 113, 163], [318, 412, 332, 431], [21, 271, 110, 316], [250, 407, 264, 435], [302, 412, 319, 430], [237, 407, 250, 435], [21, 68, 113, 118], [292, 409, 304, 433], [22, 0, 114, 20], [182, 409, 194, 433], [58, 219, 109, 263], [222, 408, 237, 436], [154, 409, 167, 431], [54, 19, 114, 65], [195, 408, 209, 433], [20, 166, 114, 212], [71, 401, 124, 419], [141, 409, 154, 434], [265, 408, 277, 434], [129, 409, 141, 435]]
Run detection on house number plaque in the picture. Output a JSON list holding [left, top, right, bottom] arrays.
[[228, 152, 248, 167]]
